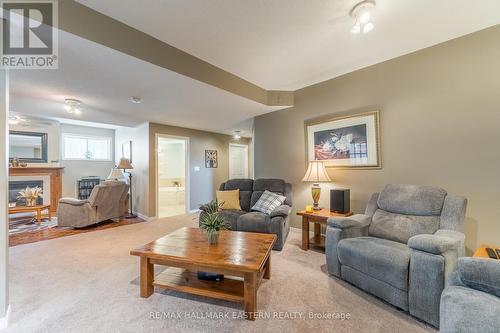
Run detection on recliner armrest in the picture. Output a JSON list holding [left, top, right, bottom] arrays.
[[408, 234, 460, 255], [270, 205, 291, 218], [59, 198, 89, 206], [456, 257, 500, 298], [327, 214, 371, 229]]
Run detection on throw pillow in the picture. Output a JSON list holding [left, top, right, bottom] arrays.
[[251, 190, 286, 215], [216, 189, 241, 210]]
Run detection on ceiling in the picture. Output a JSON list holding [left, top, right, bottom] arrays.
[[77, 0, 500, 90], [10, 31, 280, 136]]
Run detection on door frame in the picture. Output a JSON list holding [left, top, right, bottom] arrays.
[[229, 143, 249, 179], [155, 133, 190, 218]]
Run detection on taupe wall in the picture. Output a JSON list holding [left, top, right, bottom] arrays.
[[254, 26, 500, 253], [149, 123, 250, 217]]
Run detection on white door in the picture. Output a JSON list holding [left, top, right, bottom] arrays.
[[229, 144, 249, 179]]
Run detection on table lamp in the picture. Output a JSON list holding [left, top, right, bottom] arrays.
[[107, 166, 126, 182], [117, 158, 137, 219], [302, 160, 331, 210]]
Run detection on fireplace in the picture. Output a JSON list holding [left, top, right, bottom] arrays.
[[9, 180, 44, 206]]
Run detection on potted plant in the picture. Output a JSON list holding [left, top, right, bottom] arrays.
[[199, 200, 230, 245], [17, 186, 43, 207]]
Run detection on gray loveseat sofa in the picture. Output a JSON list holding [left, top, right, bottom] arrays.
[[200, 178, 292, 251], [440, 257, 500, 333], [325, 184, 467, 327]]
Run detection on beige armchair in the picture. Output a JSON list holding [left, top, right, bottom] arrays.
[[57, 180, 129, 228]]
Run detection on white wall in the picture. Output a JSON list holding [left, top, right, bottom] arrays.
[[60, 124, 115, 197], [0, 71, 10, 327], [115, 123, 149, 217]]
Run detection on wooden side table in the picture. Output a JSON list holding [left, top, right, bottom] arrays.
[[297, 208, 353, 251], [473, 245, 500, 259], [8, 204, 51, 224]]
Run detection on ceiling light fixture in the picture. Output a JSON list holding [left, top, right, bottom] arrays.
[[350, 0, 376, 34], [64, 98, 82, 115], [130, 97, 142, 104], [233, 130, 241, 140]]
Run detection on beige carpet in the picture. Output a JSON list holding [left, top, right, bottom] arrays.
[[6, 214, 434, 333]]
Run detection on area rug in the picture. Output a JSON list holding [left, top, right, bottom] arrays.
[[6, 213, 435, 333], [9, 218, 58, 235]]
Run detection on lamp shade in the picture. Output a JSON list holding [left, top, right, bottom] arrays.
[[107, 167, 126, 181], [117, 158, 133, 170], [302, 160, 331, 183]]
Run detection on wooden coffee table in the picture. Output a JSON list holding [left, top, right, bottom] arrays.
[[8, 204, 51, 224], [297, 208, 353, 250], [130, 227, 276, 320]]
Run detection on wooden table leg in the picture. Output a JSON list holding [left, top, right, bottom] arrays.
[[302, 216, 309, 250], [48, 208, 52, 220], [244, 272, 257, 320], [263, 255, 271, 280], [314, 222, 321, 239], [140, 257, 154, 298], [36, 209, 42, 224]]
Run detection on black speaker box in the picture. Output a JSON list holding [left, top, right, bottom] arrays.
[[330, 189, 350, 214]]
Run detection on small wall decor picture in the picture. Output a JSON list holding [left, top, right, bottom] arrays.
[[122, 140, 132, 163], [305, 110, 381, 169], [205, 150, 218, 168]]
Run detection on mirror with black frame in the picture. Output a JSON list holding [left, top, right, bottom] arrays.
[[9, 131, 48, 163]]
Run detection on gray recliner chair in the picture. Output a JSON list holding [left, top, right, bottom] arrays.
[[440, 257, 500, 333], [58, 180, 129, 228], [325, 184, 467, 327], [200, 178, 292, 251]]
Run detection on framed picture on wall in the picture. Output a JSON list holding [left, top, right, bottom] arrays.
[[122, 140, 132, 163], [205, 150, 218, 168], [305, 110, 381, 169]]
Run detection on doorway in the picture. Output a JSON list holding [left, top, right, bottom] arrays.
[[156, 135, 189, 218], [229, 143, 249, 179]]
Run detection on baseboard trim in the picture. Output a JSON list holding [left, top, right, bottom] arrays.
[[0, 305, 11, 330], [134, 212, 150, 221]]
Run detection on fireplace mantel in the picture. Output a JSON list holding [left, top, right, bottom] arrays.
[[9, 167, 64, 214]]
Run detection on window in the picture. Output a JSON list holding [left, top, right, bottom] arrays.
[[62, 134, 112, 161]]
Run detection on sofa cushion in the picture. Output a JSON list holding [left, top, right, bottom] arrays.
[[369, 209, 440, 244], [219, 210, 246, 231], [250, 179, 286, 208], [338, 237, 411, 291], [221, 179, 253, 211], [377, 184, 447, 216], [216, 189, 241, 210], [237, 212, 271, 233], [251, 190, 286, 215]]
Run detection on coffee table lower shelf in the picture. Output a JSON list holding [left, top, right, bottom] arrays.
[[154, 267, 246, 303]]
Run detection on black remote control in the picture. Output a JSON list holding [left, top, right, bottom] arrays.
[[486, 247, 498, 259]]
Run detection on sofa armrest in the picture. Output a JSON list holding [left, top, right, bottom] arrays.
[[456, 257, 500, 298], [327, 214, 371, 229], [408, 234, 460, 255], [59, 197, 89, 206], [270, 205, 291, 218]]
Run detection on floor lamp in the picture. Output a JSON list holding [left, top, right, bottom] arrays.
[[117, 158, 137, 219]]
